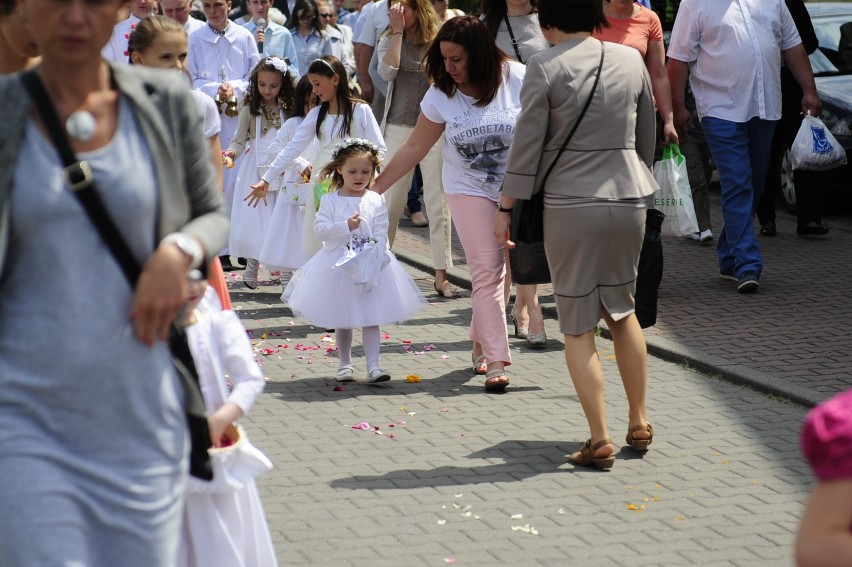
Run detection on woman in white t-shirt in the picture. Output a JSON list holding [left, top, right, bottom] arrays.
[[373, 16, 524, 393]]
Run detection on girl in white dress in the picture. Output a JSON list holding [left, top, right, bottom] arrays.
[[283, 139, 426, 382], [248, 55, 386, 256], [258, 75, 319, 288], [178, 274, 277, 567], [224, 57, 298, 288]]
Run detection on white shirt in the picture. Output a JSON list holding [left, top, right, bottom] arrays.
[[420, 61, 525, 202], [101, 14, 141, 63], [355, 0, 388, 47], [185, 16, 206, 35], [667, 0, 801, 122], [187, 22, 260, 102]]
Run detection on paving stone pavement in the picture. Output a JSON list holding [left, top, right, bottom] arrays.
[[390, 188, 852, 407], [227, 257, 815, 566]]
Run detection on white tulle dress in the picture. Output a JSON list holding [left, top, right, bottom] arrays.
[[282, 190, 426, 329]]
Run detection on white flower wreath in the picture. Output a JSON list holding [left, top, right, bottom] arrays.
[[331, 137, 381, 159]]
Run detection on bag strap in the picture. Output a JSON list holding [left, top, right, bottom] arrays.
[[503, 14, 524, 64], [20, 70, 142, 287], [539, 42, 605, 189], [20, 70, 214, 479]]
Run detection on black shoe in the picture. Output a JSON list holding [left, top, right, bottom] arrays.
[[719, 269, 738, 282], [219, 255, 236, 272], [737, 271, 760, 293], [759, 222, 776, 236], [797, 223, 829, 237], [237, 257, 248, 266]]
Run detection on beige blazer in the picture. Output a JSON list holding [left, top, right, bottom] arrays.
[[501, 37, 658, 201], [0, 64, 228, 278]]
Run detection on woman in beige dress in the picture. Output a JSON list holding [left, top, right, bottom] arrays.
[[495, 0, 656, 468]]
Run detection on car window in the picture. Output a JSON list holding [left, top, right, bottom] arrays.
[[811, 16, 852, 75]]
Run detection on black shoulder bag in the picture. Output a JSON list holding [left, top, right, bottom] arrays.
[[20, 70, 214, 481], [509, 43, 605, 285]]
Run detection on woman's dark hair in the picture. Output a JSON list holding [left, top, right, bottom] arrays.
[[244, 57, 298, 116], [0, 0, 16, 16], [477, 0, 538, 39], [308, 55, 364, 139], [424, 16, 509, 107], [286, 0, 325, 33], [538, 0, 607, 34], [292, 74, 315, 119]]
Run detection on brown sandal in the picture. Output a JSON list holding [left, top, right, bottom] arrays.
[[484, 369, 509, 392], [569, 438, 615, 470], [626, 423, 654, 451]]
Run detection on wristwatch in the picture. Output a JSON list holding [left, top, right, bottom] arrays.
[[497, 205, 513, 213], [161, 232, 204, 269]]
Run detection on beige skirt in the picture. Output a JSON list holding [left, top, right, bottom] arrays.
[[544, 205, 646, 335]]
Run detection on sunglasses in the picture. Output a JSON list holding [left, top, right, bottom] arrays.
[[319, 12, 333, 18], [299, 14, 315, 20]]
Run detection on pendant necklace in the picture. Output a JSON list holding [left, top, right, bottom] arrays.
[[65, 65, 108, 143]]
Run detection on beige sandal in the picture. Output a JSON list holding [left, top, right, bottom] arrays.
[[484, 369, 509, 392], [569, 438, 615, 470], [471, 353, 487, 375], [626, 423, 654, 451]]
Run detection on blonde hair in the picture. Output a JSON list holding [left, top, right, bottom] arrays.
[[127, 15, 186, 63], [386, 0, 440, 46]]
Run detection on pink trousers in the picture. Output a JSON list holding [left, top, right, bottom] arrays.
[[445, 194, 511, 366]]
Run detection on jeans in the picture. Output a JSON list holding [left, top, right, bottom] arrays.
[[701, 117, 776, 278]]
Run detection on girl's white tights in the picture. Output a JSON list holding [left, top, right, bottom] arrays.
[[336, 326, 381, 371]]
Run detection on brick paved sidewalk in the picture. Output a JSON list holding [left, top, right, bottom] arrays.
[[390, 189, 852, 407], [230, 262, 815, 566]]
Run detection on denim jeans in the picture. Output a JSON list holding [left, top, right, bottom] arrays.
[[701, 117, 776, 278]]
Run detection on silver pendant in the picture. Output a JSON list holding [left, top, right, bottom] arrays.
[[66, 110, 96, 142]]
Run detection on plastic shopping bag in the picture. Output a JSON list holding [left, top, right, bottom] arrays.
[[652, 144, 699, 238], [790, 113, 847, 171]]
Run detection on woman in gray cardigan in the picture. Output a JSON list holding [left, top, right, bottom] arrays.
[[0, 0, 227, 562], [494, 0, 657, 470]]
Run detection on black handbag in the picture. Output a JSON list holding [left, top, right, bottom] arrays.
[[635, 208, 665, 329], [21, 70, 215, 481], [508, 44, 605, 285]]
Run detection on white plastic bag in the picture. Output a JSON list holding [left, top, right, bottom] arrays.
[[790, 113, 847, 171], [652, 144, 699, 237]]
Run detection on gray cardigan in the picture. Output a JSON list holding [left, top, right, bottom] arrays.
[[0, 64, 228, 278]]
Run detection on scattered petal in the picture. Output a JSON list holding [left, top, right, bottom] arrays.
[[320, 335, 334, 342], [423, 344, 437, 351], [405, 374, 421, 383], [441, 355, 449, 359], [261, 333, 267, 339], [441, 408, 449, 412], [558, 508, 567, 515], [381, 332, 390, 340], [352, 422, 371, 430], [443, 557, 457, 564], [454, 494, 463, 498], [510, 513, 523, 519], [437, 519, 447, 525]]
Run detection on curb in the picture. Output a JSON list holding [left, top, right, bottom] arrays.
[[394, 244, 821, 409]]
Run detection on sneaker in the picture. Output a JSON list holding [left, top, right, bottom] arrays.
[[366, 368, 391, 383], [688, 229, 713, 243], [760, 222, 776, 237], [336, 365, 355, 382], [719, 269, 738, 282], [737, 271, 760, 293]]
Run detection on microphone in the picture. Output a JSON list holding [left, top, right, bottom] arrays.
[[257, 18, 266, 53]]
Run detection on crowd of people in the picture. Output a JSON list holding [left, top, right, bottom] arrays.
[[0, 0, 843, 565]]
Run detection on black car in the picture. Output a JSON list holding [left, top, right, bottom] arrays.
[[777, 2, 852, 212]]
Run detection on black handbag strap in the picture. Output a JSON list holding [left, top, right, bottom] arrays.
[[503, 14, 524, 64], [540, 42, 605, 189], [20, 70, 143, 287], [20, 70, 214, 480]]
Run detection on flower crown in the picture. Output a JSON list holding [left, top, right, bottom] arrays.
[[331, 138, 381, 160], [262, 56, 290, 76]]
